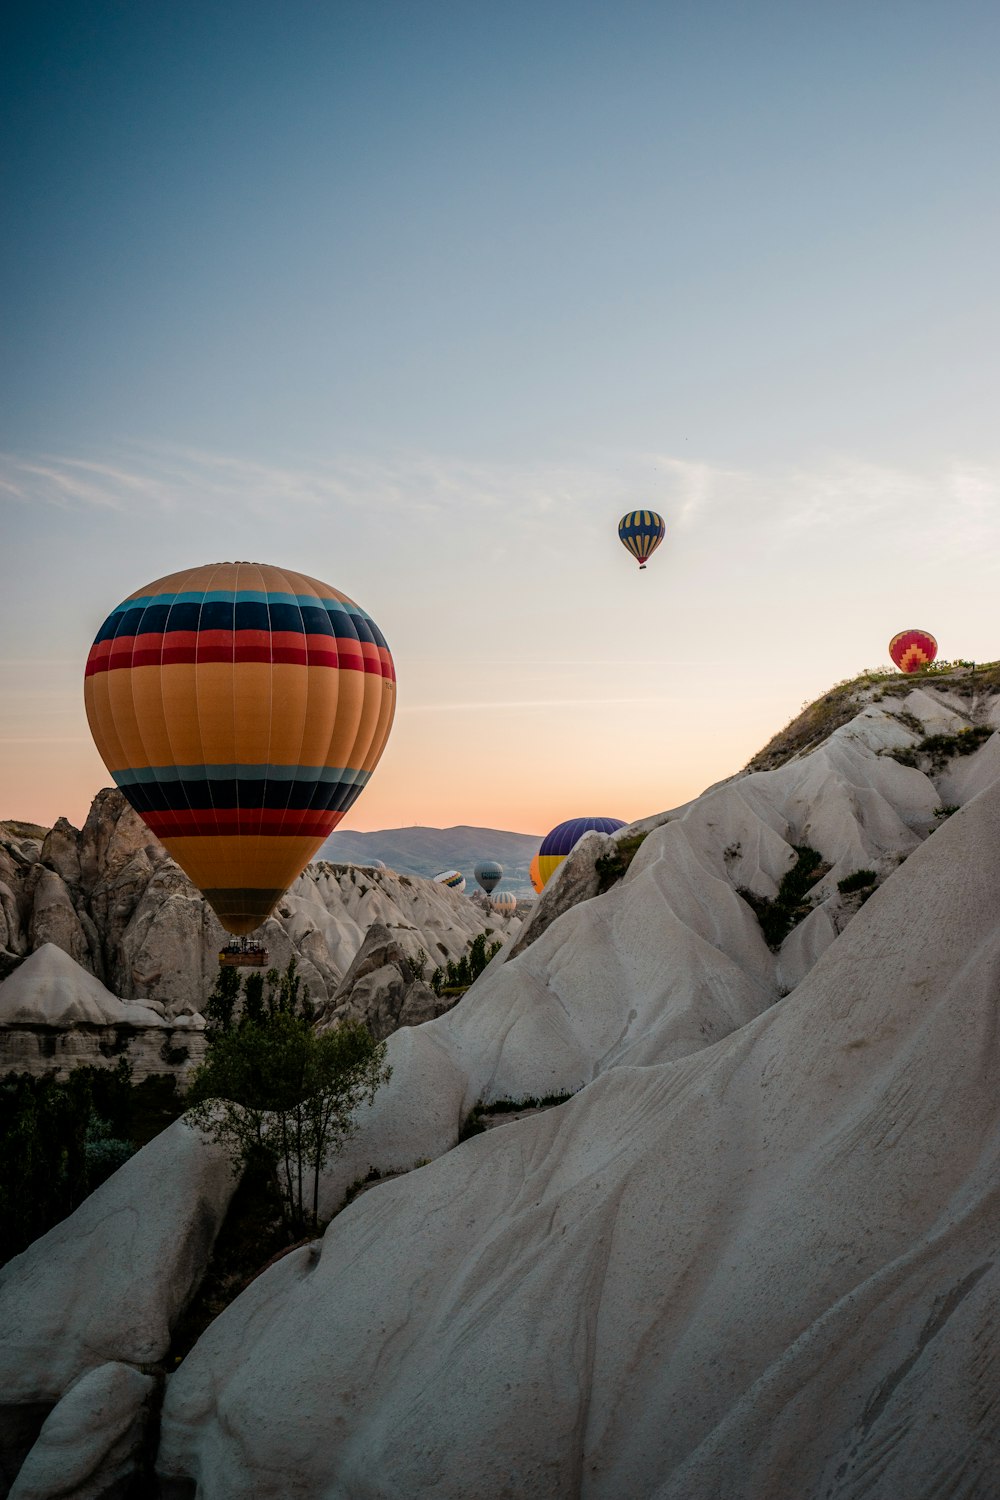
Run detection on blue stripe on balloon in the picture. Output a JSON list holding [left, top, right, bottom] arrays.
[[113, 764, 370, 786], [539, 816, 625, 857]]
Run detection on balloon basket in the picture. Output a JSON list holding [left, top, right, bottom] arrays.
[[219, 939, 269, 968]]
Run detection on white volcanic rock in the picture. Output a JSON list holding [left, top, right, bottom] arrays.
[[320, 922, 445, 1040], [8, 1362, 154, 1500], [37, 817, 82, 889], [0, 945, 207, 1080], [25, 869, 93, 973], [0, 945, 164, 1029], [157, 773, 1000, 1499], [0, 1118, 234, 1473], [1, 791, 509, 1022], [294, 690, 989, 1211]]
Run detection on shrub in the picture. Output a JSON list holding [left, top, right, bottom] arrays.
[[431, 932, 503, 996], [595, 831, 650, 892], [187, 959, 391, 1235], [738, 845, 829, 950], [837, 869, 877, 895]]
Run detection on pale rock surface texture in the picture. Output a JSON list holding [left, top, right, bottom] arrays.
[[318, 921, 447, 1040], [0, 944, 205, 1080], [281, 686, 978, 1213], [4, 678, 1000, 1498], [158, 755, 1000, 1499], [0, 1119, 234, 1491], [0, 791, 506, 1020], [7, 1362, 154, 1500]]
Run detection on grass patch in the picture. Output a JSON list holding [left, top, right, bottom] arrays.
[[738, 845, 829, 950], [837, 869, 877, 895], [459, 1091, 576, 1141], [745, 673, 892, 773], [746, 663, 1000, 774], [595, 831, 650, 893], [881, 725, 993, 773]]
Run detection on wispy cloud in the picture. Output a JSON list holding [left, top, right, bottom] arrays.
[[400, 696, 685, 713], [2, 441, 999, 567]]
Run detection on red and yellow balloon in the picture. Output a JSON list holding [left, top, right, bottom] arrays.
[[888, 629, 937, 674], [84, 562, 396, 934]]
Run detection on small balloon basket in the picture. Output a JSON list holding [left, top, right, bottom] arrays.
[[218, 938, 269, 968]]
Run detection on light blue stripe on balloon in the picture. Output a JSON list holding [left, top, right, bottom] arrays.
[[113, 765, 371, 785], [111, 591, 369, 614]]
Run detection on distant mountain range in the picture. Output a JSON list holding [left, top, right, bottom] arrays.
[[315, 825, 543, 895]]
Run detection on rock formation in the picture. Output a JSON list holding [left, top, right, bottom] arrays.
[[0, 791, 508, 1022], [318, 922, 446, 1039], [0, 1119, 234, 1492], [0, 945, 205, 1080], [5, 678, 1000, 1497]]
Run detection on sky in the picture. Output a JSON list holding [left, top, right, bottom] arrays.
[[3, 0, 1000, 835]]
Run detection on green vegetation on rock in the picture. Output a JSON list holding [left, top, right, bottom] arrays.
[[738, 845, 829, 950], [0, 1060, 184, 1265], [431, 931, 503, 996], [187, 958, 390, 1238], [595, 831, 650, 892]]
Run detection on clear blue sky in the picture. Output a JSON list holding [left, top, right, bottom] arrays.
[[4, 0, 1000, 831]]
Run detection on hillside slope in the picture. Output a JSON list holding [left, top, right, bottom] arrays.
[[5, 677, 1000, 1498], [0, 793, 508, 1013], [317, 823, 542, 892], [152, 679, 1000, 1497]]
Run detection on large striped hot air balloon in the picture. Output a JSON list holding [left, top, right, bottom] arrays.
[[618, 510, 665, 571], [84, 562, 396, 935], [537, 816, 626, 888], [434, 869, 466, 893], [474, 860, 503, 894], [889, 629, 938, 674], [529, 853, 543, 895]]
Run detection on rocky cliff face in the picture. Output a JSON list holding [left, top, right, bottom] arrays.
[[5, 678, 1000, 1498], [0, 790, 509, 1016]]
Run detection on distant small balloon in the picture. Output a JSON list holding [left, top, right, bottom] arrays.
[[490, 891, 517, 916], [361, 858, 386, 871], [529, 854, 543, 895], [889, 629, 938, 674], [474, 860, 503, 894], [537, 816, 626, 888], [434, 869, 466, 893], [618, 510, 665, 571]]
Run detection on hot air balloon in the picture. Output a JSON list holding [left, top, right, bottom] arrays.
[[490, 891, 517, 916], [529, 854, 543, 895], [84, 562, 396, 941], [434, 869, 466, 893], [361, 858, 387, 871], [618, 510, 665, 571], [474, 860, 503, 894], [537, 816, 626, 888], [889, 629, 938, 674]]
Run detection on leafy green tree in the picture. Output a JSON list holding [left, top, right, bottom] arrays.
[[187, 959, 390, 1235], [431, 932, 503, 994], [0, 1060, 137, 1264]]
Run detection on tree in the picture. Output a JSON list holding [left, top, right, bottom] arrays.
[[0, 1060, 136, 1265], [431, 931, 503, 994], [187, 959, 391, 1235]]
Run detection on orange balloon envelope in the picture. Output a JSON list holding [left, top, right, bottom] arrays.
[[529, 853, 543, 894], [888, 629, 938, 674], [84, 562, 396, 935]]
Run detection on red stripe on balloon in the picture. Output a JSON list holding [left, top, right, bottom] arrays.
[[85, 631, 383, 676]]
